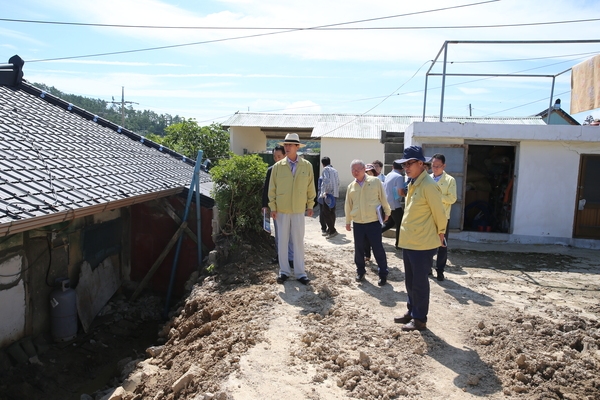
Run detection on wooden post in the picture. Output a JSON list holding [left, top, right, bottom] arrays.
[[130, 221, 188, 301]]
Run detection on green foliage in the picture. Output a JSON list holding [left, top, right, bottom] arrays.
[[210, 155, 268, 237], [163, 120, 231, 165], [206, 264, 217, 274], [266, 138, 320, 153], [31, 82, 184, 136]]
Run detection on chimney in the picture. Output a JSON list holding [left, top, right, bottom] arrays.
[[0, 55, 24, 87], [553, 98, 561, 110]]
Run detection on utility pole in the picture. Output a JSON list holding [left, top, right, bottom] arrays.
[[469, 103, 472, 117], [109, 87, 138, 128]]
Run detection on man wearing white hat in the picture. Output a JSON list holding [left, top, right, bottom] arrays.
[[268, 133, 316, 285]]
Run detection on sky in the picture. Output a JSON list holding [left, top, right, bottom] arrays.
[[1, 0, 600, 126]]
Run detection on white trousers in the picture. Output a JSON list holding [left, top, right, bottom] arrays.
[[276, 212, 307, 278]]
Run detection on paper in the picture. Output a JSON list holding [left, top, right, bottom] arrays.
[[263, 209, 271, 233], [377, 205, 384, 225]]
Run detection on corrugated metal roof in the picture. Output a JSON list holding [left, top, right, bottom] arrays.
[[222, 112, 322, 129], [223, 112, 546, 140], [0, 82, 212, 234]]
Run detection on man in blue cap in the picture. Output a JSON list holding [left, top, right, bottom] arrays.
[[394, 146, 447, 331]]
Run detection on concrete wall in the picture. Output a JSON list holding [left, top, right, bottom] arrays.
[[320, 137, 385, 193], [229, 127, 266, 155], [406, 122, 600, 247], [0, 239, 26, 348], [0, 208, 126, 349], [512, 140, 599, 238]]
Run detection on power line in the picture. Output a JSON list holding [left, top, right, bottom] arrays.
[[4, 16, 598, 31], [482, 90, 570, 116], [26, 1, 499, 62], [451, 50, 600, 64], [2, 1, 498, 30], [318, 60, 433, 137]]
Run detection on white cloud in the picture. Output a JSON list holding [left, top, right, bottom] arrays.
[[458, 87, 489, 95]]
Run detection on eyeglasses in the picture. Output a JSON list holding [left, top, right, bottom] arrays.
[[401, 160, 420, 168], [431, 164, 444, 169]]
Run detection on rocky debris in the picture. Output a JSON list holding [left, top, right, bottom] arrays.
[[2, 231, 599, 400], [470, 311, 600, 398], [0, 291, 165, 400]]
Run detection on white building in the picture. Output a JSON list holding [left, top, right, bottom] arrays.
[[223, 112, 600, 249]]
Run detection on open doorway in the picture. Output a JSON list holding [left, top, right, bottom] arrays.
[[464, 144, 516, 233], [574, 154, 600, 239]]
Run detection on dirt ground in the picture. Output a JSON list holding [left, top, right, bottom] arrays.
[[2, 211, 599, 400]]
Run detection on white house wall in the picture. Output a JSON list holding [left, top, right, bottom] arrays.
[[0, 254, 26, 347], [513, 141, 600, 238], [320, 137, 385, 193], [229, 127, 266, 155], [406, 122, 600, 247]]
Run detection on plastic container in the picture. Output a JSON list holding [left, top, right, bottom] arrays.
[[50, 278, 78, 342]]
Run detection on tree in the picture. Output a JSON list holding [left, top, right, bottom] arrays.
[[210, 154, 268, 237], [30, 82, 182, 136], [162, 120, 231, 165]]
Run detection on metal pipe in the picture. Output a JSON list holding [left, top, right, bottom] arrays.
[[440, 42, 449, 122], [164, 150, 203, 318], [195, 166, 202, 269], [422, 73, 429, 122], [548, 76, 556, 125], [428, 73, 557, 78]]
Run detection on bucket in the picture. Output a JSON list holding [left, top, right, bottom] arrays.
[[50, 278, 78, 342]]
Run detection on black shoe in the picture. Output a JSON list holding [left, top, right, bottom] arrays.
[[276, 274, 288, 284], [437, 270, 445, 281], [394, 312, 412, 324], [289, 261, 294, 269], [378, 277, 387, 286], [355, 273, 365, 282], [271, 256, 278, 264], [401, 319, 427, 331], [298, 277, 311, 285]]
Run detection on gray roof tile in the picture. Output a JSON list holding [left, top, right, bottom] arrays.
[[0, 81, 213, 231]]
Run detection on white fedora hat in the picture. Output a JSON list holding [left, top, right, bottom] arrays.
[[278, 133, 306, 147]]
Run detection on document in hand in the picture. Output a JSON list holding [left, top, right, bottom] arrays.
[[377, 205, 384, 225], [263, 209, 271, 233]]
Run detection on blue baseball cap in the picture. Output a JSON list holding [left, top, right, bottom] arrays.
[[397, 145, 431, 164]]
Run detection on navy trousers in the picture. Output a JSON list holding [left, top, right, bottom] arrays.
[[353, 221, 388, 278], [381, 207, 404, 248], [403, 248, 437, 322], [435, 219, 450, 272]]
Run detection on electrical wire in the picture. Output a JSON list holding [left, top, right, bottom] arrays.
[[318, 60, 433, 137], [4, 16, 598, 31], [3, 1, 499, 30], [451, 50, 600, 64], [482, 90, 571, 116], [26, 1, 499, 63]]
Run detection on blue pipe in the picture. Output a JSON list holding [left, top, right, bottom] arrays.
[[164, 150, 203, 318]]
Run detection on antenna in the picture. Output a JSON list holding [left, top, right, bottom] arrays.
[[109, 87, 139, 128]]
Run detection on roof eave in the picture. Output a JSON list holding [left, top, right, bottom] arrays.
[[0, 187, 186, 237]]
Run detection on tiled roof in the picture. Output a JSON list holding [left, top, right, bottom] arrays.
[[535, 107, 580, 126], [222, 112, 546, 140], [0, 76, 212, 236]]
